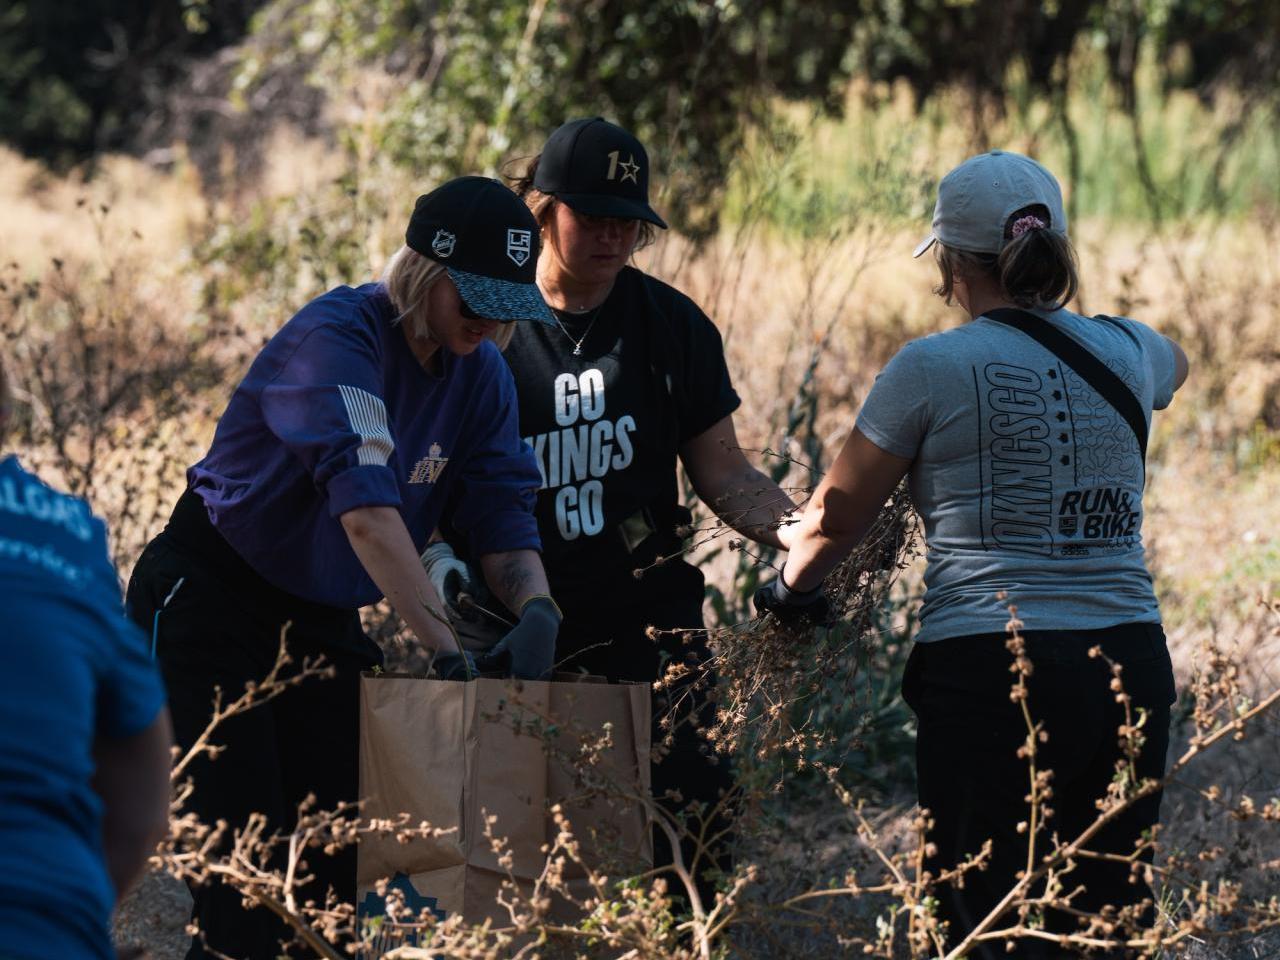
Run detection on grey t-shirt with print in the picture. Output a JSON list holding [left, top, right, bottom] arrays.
[[855, 308, 1177, 643]]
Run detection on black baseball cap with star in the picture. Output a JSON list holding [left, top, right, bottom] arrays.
[[405, 176, 555, 325], [533, 118, 668, 229]]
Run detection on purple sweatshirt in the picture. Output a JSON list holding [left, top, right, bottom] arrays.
[[188, 283, 541, 608]]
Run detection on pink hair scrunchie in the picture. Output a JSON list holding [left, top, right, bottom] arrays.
[[1010, 215, 1047, 238]]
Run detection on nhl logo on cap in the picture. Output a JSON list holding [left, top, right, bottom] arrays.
[[431, 229, 455, 258], [507, 228, 532, 266], [403, 175, 555, 326]]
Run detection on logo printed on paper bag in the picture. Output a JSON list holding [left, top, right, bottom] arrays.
[[358, 873, 446, 933], [431, 229, 456, 258], [408, 443, 449, 484], [506, 228, 532, 266]]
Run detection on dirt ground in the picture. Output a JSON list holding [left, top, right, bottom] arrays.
[[115, 871, 191, 960]]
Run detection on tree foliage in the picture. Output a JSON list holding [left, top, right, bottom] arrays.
[[223, 0, 861, 239], [0, 1, 259, 166], [2, 0, 1277, 233]]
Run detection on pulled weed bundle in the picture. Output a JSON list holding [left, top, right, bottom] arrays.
[[675, 485, 919, 766]]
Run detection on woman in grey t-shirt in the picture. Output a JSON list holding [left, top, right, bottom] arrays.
[[758, 151, 1189, 958]]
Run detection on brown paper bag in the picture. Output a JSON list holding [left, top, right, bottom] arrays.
[[356, 673, 651, 932]]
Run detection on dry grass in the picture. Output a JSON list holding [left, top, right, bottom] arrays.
[[659, 216, 1280, 644], [3, 137, 1277, 958], [650, 208, 1280, 959], [0, 147, 206, 272]]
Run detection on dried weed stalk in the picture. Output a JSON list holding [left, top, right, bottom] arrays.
[[145, 502, 1279, 959], [677, 484, 920, 765]]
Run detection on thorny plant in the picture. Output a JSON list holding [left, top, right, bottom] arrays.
[[917, 606, 1280, 960], [430, 692, 733, 960], [155, 625, 735, 959], [711, 602, 1280, 960]]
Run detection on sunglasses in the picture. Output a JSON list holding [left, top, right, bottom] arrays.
[[458, 299, 504, 324], [573, 210, 641, 229]]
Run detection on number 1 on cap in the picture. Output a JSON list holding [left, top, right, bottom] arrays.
[[606, 150, 619, 180]]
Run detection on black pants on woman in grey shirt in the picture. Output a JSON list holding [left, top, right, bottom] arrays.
[[903, 621, 1175, 960]]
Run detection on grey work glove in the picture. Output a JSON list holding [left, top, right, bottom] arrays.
[[477, 596, 561, 681], [753, 572, 831, 626], [432, 649, 478, 681], [420, 541, 476, 618]]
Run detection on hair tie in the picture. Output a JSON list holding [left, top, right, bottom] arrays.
[[1010, 215, 1047, 238]]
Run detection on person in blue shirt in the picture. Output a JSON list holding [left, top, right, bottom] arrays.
[[125, 177, 562, 959], [0, 359, 172, 960]]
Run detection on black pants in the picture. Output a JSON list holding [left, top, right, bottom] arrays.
[[127, 491, 382, 960], [902, 622, 1176, 960], [554, 557, 733, 903]]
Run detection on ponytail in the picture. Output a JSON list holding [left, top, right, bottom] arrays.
[[996, 207, 1078, 309], [934, 203, 1079, 310]]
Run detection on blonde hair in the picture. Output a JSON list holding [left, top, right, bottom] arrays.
[[934, 204, 1079, 310], [381, 245, 515, 351]]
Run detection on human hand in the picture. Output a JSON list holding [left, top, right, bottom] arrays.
[[753, 573, 831, 626], [432, 650, 478, 681], [420, 541, 476, 617], [478, 596, 561, 680]]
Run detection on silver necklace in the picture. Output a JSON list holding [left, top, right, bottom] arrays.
[[552, 304, 603, 357]]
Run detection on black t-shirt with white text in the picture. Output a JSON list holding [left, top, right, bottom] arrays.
[[503, 266, 740, 598]]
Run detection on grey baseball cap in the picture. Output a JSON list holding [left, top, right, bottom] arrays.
[[913, 150, 1067, 258]]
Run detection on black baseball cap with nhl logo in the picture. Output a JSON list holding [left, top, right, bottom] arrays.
[[533, 117, 668, 228], [405, 175, 555, 325]]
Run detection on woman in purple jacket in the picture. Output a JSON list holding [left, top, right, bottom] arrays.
[[127, 177, 562, 959]]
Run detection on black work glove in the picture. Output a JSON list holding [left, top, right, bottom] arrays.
[[753, 573, 831, 626], [477, 596, 561, 680], [432, 650, 478, 681]]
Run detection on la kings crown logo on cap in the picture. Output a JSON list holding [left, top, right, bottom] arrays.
[[431, 229, 455, 258], [507, 228, 532, 266]]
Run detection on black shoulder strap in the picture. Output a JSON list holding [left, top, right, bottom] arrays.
[[984, 307, 1148, 466]]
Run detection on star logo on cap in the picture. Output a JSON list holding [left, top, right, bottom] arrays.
[[618, 156, 640, 184]]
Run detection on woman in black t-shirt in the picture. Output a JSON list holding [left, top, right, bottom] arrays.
[[506, 116, 795, 672], [429, 117, 795, 893]]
